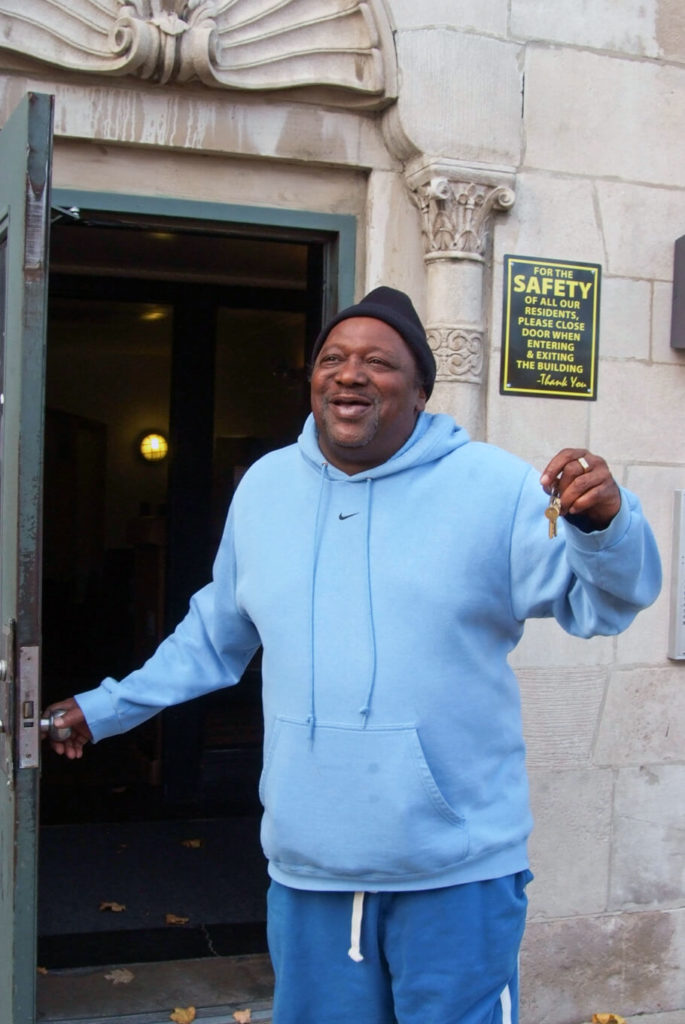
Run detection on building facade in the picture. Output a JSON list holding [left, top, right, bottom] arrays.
[[0, 2, 683, 1022]]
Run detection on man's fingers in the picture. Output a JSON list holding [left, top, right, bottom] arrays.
[[43, 698, 92, 756], [540, 448, 592, 491], [540, 448, 621, 528]]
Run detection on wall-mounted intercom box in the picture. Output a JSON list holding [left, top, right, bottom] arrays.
[[668, 490, 685, 660]]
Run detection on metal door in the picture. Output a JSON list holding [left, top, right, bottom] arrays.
[[0, 92, 52, 1024]]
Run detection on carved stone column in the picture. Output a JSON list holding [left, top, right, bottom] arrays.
[[406, 162, 515, 437]]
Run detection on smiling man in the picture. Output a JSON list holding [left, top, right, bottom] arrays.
[[310, 297, 429, 473], [47, 286, 661, 1024], [311, 318, 425, 469]]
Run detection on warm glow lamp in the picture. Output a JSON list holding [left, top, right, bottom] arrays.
[[139, 432, 168, 462]]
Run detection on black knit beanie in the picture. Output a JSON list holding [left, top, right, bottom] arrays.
[[311, 286, 437, 398]]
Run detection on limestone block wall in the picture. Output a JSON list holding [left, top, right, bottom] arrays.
[[389, 2, 685, 1021]]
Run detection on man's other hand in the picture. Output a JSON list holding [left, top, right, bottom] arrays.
[[43, 698, 93, 759]]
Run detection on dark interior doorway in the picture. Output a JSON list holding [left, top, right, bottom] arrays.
[[38, 208, 328, 969]]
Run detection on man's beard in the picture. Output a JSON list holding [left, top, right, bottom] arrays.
[[318, 395, 381, 448]]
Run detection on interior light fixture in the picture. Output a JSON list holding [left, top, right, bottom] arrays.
[[140, 307, 168, 322], [139, 432, 168, 462]]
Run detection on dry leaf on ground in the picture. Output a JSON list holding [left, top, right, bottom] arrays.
[[36, 967, 48, 975], [99, 901, 126, 912], [592, 1016, 627, 1024], [233, 1010, 252, 1023], [170, 1008, 196, 1023], [165, 913, 190, 925], [104, 968, 135, 985], [181, 838, 203, 848]]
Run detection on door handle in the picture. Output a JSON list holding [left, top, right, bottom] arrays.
[[39, 709, 72, 741], [0, 711, 71, 740]]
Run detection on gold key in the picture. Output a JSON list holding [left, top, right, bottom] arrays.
[[545, 490, 562, 538]]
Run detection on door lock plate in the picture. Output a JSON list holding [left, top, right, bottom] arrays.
[[18, 646, 40, 769]]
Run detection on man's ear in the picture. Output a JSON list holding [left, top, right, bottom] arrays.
[[415, 386, 428, 412]]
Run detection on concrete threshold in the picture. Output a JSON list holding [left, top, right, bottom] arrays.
[[37, 952, 274, 1024]]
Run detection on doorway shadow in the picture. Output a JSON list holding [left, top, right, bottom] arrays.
[[40, 211, 325, 981]]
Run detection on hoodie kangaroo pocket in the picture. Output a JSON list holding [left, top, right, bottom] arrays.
[[259, 718, 469, 881]]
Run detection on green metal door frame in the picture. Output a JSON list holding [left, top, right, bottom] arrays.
[[45, 192, 356, 814], [51, 188, 357, 316]]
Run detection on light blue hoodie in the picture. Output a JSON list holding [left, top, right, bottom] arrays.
[[76, 412, 661, 892]]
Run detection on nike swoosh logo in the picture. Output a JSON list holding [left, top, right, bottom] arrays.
[[338, 512, 359, 520]]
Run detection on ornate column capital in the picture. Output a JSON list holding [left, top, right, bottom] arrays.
[[406, 162, 515, 262]]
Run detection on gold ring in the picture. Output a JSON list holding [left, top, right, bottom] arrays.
[[578, 456, 590, 473]]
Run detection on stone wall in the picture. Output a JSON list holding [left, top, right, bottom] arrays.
[[388, 3, 685, 1021]]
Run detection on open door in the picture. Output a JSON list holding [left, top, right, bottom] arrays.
[[0, 92, 52, 1024]]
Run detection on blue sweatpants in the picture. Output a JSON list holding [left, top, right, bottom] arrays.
[[267, 870, 532, 1024]]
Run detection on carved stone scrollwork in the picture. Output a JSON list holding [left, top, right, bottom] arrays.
[[0, 0, 397, 106], [109, 1, 217, 85], [426, 325, 484, 385], [410, 177, 515, 261]]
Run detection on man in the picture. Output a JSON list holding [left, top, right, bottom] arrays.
[[48, 286, 661, 1024]]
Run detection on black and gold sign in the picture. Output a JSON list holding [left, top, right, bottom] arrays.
[[500, 255, 601, 400]]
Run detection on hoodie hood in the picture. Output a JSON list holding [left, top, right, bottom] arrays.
[[298, 410, 470, 479]]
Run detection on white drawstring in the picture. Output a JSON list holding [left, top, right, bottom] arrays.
[[348, 891, 365, 962]]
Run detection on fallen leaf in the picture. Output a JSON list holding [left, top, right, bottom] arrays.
[[592, 1015, 627, 1024], [99, 901, 126, 912], [170, 1008, 196, 1023], [104, 968, 135, 986], [36, 966, 48, 975], [165, 913, 190, 925], [233, 1010, 252, 1023], [181, 838, 203, 848]]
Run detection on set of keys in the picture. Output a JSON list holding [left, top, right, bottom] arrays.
[[545, 486, 562, 538]]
